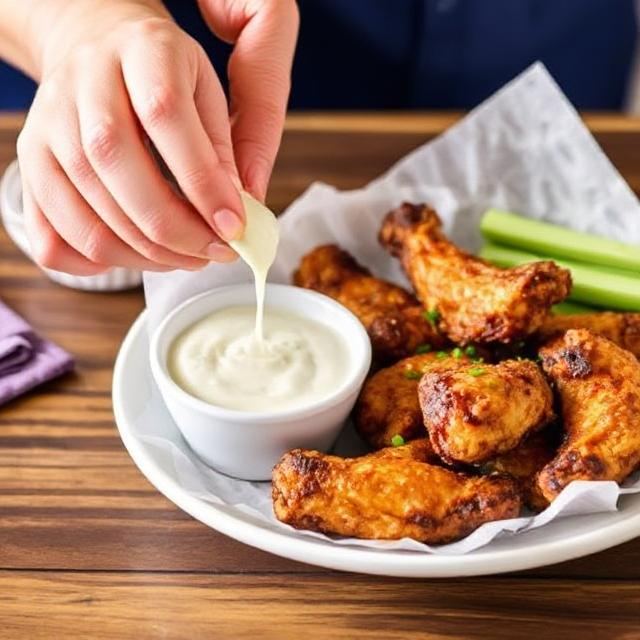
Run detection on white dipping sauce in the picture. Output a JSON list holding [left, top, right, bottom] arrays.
[[168, 191, 349, 412], [168, 305, 349, 411], [229, 192, 279, 342]]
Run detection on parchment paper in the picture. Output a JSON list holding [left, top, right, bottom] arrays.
[[140, 63, 640, 554]]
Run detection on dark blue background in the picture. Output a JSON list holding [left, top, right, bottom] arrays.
[[1, 0, 636, 110]]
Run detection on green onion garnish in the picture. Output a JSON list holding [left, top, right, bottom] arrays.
[[415, 343, 432, 354], [472, 356, 484, 364], [468, 367, 487, 377], [422, 309, 440, 326], [451, 347, 463, 359], [464, 345, 477, 357], [436, 351, 449, 359], [403, 369, 422, 380], [391, 434, 405, 447]]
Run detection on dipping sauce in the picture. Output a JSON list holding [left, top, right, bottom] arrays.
[[229, 192, 279, 342], [168, 305, 350, 412]]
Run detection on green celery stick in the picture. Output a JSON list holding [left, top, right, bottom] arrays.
[[551, 301, 594, 315], [479, 242, 640, 312], [480, 209, 640, 274]]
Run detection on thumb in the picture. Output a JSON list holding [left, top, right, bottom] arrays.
[[198, 0, 299, 201]]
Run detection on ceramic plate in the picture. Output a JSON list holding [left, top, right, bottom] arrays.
[[113, 312, 640, 577]]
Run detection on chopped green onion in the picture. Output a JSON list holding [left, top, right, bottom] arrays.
[[464, 345, 477, 357], [480, 209, 640, 273], [472, 356, 484, 363], [436, 351, 449, 359], [479, 242, 640, 312], [415, 343, 432, 354], [403, 369, 422, 380], [468, 367, 487, 377], [391, 434, 405, 447], [451, 347, 463, 359], [422, 308, 440, 326]]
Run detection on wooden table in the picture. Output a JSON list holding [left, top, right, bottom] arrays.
[[1, 112, 639, 639]]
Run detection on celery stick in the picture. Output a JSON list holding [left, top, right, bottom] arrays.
[[479, 242, 640, 311], [480, 209, 640, 274], [552, 301, 594, 315]]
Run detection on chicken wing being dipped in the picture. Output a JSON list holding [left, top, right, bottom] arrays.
[[536, 312, 640, 359], [536, 329, 640, 504], [418, 359, 554, 465], [379, 203, 572, 345], [272, 446, 521, 544], [354, 350, 477, 449], [293, 244, 447, 363]]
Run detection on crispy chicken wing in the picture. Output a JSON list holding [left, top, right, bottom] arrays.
[[354, 352, 474, 449], [272, 446, 521, 543], [480, 428, 560, 511], [379, 203, 572, 344], [536, 312, 640, 359], [537, 329, 640, 503], [418, 359, 554, 464], [293, 244, 446, 362]]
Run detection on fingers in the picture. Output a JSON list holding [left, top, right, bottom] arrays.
[[21, 178, 108, 276], [75, 57, 236, 262], [121, 21, 245, 241], [23, 146, 175, 272], [46, 104, 209, 271], [199, 0, 299, 201]]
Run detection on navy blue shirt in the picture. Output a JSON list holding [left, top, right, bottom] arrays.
[[1, 0, 636, 110]]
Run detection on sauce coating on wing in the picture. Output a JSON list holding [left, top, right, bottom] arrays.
[[536, 329, 640, 503], [272, 446, 521, 544], [536, 312, 640, 359], [354, 352, 475, 449], [379, 203, 572, 345], [418, 359, 554, 465], [293, 244, 446, 363]]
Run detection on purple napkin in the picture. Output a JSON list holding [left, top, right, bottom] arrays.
[[0, 300, 74, 405]]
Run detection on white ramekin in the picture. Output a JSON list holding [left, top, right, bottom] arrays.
[[0, 159, 142, 291], [149, 283, 372, 481]]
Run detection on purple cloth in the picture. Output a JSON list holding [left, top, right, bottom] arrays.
[[0, 300, 74, 405]]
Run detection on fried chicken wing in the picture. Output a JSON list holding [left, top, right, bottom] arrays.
[[293, 244, 446, 362], [536, 312, 640, 359], [379, 203, 572, 345], [354, 352, 474, 449], [272, 446, 521, 543], [418, 359, 554, 464], [537, 329, 640, 503], [480, 428, 560, 511]]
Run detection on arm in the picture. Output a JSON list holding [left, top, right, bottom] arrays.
[[0, 0, 298, 274]]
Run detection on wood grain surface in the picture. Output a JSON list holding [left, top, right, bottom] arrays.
[[1, 112, 640, 639]]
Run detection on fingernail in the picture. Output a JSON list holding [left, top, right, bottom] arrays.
[[204, 242, 238, 263], [212, 208, 244, 241]]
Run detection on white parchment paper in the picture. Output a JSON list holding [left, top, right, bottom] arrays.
[[140, 63, 640, 553]]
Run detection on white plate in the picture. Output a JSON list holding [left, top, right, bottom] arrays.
[[113, 311, 640, 577]]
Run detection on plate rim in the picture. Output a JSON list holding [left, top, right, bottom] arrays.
[[113, 310, 640, 578]]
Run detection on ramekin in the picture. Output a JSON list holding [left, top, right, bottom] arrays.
[[149, 283, 372, 481], [0, 160, 142, 291]]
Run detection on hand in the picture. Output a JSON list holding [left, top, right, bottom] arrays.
[[16, 0, 298, 275]]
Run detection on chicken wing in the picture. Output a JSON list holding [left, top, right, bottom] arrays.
[[537, 329, 640, 503], [418, 359, 554, 464], [293, 244, 446, 363], [536, 312, 640, 359], [379, 203, 572, 344], [480, 428, 560, 511], [354, 351, 475, 449], [272, 446, 521, 543]]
